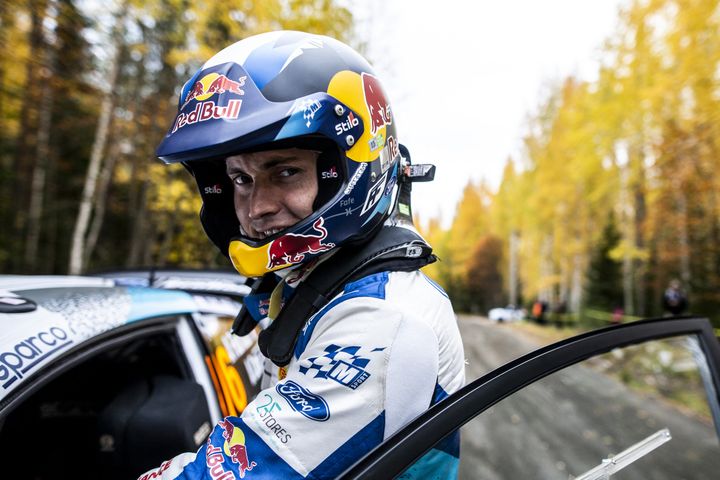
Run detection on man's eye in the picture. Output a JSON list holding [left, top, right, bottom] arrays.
[[232, 174, 252, 185], [278, 167, 300, 178]]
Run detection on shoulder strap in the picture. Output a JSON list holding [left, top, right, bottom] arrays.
[[232, 226, 436, 366], [232, 274, 279, 336]]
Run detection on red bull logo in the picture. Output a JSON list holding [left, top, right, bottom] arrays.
[[211, 419, 256, 479], [362, 73, 392, 135], [267, 218, 335, 269], [171, 73, 246, 134], [172, 99, 242, 133], [182, 73, 247, 109]]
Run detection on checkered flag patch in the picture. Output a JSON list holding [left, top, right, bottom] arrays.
[[299, 344, 385, 379]]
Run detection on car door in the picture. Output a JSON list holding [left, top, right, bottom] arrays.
[[0, 314, 215, 480], [339, 317, 720, 479]]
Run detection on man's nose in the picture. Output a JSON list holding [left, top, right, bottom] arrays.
[[247, 183, 280, 219]]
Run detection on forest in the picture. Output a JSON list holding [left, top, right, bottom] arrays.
[[2, 0, 720, 325], [421, 0, 720, 325], [0, 0, 353, 275]]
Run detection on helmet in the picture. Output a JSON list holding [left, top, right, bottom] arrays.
[[157, 31, 405, 278]]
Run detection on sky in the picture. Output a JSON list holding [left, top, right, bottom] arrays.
[[349, 0, 628, 228]]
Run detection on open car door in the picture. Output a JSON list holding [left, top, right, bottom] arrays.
[[339, 317, 720, 479]]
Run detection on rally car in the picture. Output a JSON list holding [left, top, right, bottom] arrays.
[[0, 271, 260, 479], [487, 305, 526, 323], [2, 273, 720, 479]]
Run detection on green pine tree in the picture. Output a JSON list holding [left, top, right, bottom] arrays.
[[586, 213, 623, 311]]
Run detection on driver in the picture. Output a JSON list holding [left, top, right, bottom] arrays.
[[140, 30, 465, 480]]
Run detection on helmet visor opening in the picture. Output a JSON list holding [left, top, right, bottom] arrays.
[[223, 136, 346, 248]]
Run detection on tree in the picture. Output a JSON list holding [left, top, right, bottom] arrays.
[[68, 1, 128, 275], [586, 213, 623, 311], [465, 235, 504, 314]]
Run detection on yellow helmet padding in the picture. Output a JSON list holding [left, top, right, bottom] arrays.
[[229, 240, 277, 278], [327, 70, 387, 163]]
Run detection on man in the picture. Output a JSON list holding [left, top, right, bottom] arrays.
[[141, 30, 465, 479], [662, 279, 688, 316]]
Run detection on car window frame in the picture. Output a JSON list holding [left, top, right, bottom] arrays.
[[0, 316, 181, 420], [338, 316, 720, 479]]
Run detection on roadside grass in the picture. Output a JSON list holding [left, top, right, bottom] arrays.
[[505, 320, 583, 346], [504, 319, 714, 425]]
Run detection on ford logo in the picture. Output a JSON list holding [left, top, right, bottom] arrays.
[[276, 381, 330, 422]]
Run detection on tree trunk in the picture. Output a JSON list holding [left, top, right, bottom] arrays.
[[25, 0, 57, 271], [539, 234, 554, 303], [68, 2, 127, 274], [508, 230, 519, 306], [676, 185, 691, 290], [634, 183, 647, 315], [0, 0, 10, 156], [156, 214, 177, 267], [127, 179, 150, 267], [45, 148, 60, 272], [559, 257, 569, 310], [84, 142, 120, 267], [619, 165, 635, 316], [10, 0, 46, 268], [570, 253, 583, 314]]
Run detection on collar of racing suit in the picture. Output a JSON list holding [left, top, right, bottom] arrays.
[[232, 224, 436, 367]]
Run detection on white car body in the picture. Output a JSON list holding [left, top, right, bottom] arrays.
[[488, 306, 525, 322]]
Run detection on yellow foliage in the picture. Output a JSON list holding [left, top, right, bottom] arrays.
[[442, 0, 720, 314]]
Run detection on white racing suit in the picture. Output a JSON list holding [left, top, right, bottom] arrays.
[[139, 269, 465, 479]]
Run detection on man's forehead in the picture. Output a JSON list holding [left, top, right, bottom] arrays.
[[226, 148, 318, 170]]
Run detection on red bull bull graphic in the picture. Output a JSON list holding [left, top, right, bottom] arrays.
[[267, 218, 335, 269], [182, 73, 247, 109], [362, 73, 392, 135], [171, 73, 247, 134], [213, 419, 257, 479]]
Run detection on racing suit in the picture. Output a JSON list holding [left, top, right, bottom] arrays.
[[139, 269, 465, 479]]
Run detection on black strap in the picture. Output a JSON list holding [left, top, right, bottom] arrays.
[[233, 274, 279, 336], [233, 226, 436, 366]]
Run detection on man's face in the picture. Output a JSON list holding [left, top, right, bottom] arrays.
[[226, 148, 319, 240]]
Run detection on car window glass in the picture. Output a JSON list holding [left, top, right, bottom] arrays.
[[402, 334, 720, 479]]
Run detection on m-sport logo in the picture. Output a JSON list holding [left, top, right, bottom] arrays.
[[327, 360, 370, 390]]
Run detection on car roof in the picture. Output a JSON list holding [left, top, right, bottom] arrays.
[[0, 275, 114, 291], [93, 269, 251, 297], [0, 278, 209, 403]]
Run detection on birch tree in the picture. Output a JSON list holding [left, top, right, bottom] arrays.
[[68, 2, 127, 274], [25, 0, 58, 271]]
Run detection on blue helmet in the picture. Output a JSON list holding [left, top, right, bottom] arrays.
[[157, 31, 406, 277]]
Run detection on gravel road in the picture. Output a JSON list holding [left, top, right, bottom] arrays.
[[456, 315, 720, 480]]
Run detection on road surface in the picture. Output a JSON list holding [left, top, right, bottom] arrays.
[[456, 315, 720, 480]]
